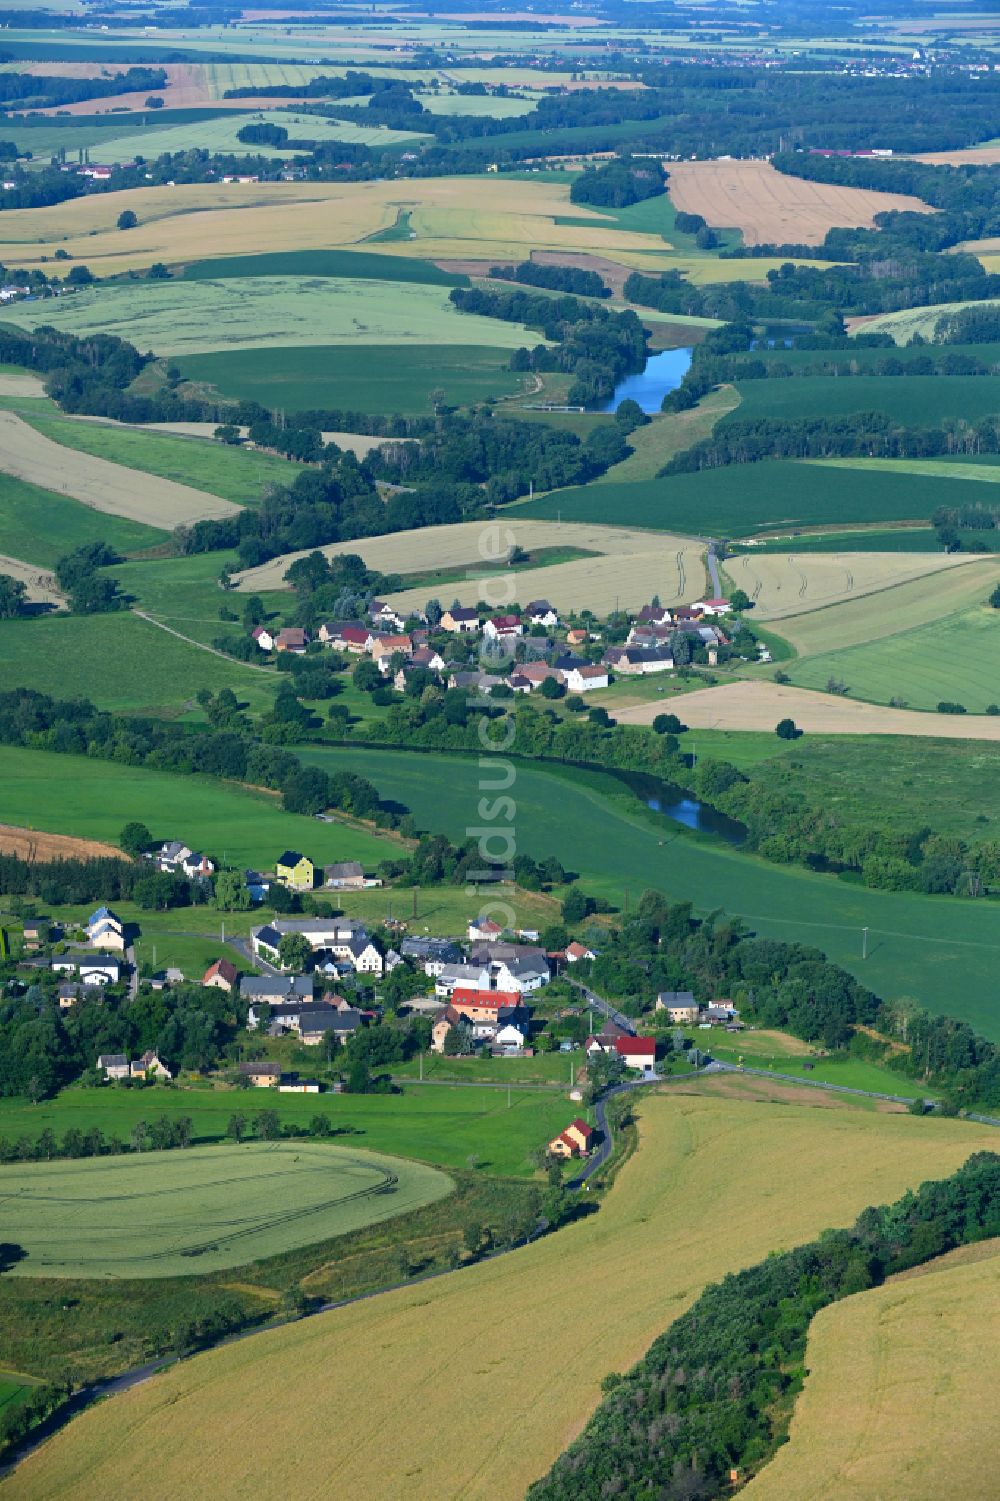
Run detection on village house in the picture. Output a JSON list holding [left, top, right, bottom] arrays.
[[603, 645, 674, 676], [132, 1050, 172, 1081], [156, 840, 192, 873], [564, 664, 609, 693], [525, 600, 559, 628], [240, 974, 314, 1015], [586, 1020, 631, 1055], [58, 982, 82, 1009], [483, 614, 523, 645], [371, 633, 413, 670], [693, 598, 731, 617], [274, 627, 309, 654], [635, 603, 672, 627], [411, 645, 446, 671], [98, 1053, 131, 1081], [239, 1060, 282, 1088], [86, 906, 125, 952], [21, 919, 49, 951], [655, 991, 699, 1024], [468, 916, 504, 942], [244, 869, 270, 903], [440, 606, 480, 633], [182, 851, 216, 881], [565, 941, 596, 963], [278, 1078, 322, 1094], [319, 621, 373, 652], [369, 600, 408, 632], [252, 625, 275, 652], [548, 1118, 593, 1159], [615, 1035, 657, 1071], [431, 1005, 462, 1053], [510, 662, 564, 694], [53, 951, 123, 986], [565, 628, 589, 647], [202, 958, 238, 992], [449, 986, 521, 1024], [274, 851, 315, 890], [447, 669, 505, 695], [401, 936, 464, 975], [493, 1012, 530, 1052]]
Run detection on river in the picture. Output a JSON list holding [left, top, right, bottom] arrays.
[[600, 346, 692, 413]]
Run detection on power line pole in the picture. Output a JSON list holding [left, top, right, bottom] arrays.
[[862, 926, 869, 960]]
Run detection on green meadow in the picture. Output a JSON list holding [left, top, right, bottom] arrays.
[[515, 460, 959, 535], [84, 109, 428, 164], [8, 279, 535, 358], [0, 1084, 571, 1178], [789, 604, 1000, 712], [724, 375, 1000, 427], [19, 413, 297, 506], [181, 249, 468, 287], [114, 552, 290, 650], [0, 742, 392, 870], [178, 344, 525, 414], [0, 612, 275, 715], [300, 745, 1000, 1039], [0, 1142, 451, 1280], [0, 474, 165, 567]]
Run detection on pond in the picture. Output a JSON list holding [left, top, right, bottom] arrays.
[[609, 769, 747, 846], [601, 346, 692, 413]]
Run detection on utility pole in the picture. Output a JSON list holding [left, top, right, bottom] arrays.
[[419, 1051, 423, 1082], [507, 1084, 512, 1109], [221, 919, 225, 944], [570, 1062, 574, 1088], [862, 926, 869, 960], [412, 886, 417, 920]]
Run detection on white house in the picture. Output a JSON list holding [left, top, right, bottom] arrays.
[[53, 952, 123, 986], [494, 1020, 528, 1052], [482, 614, 523, 643], [564, 665, 609, 694], [252, 626, 275, 651], [469, 916, 504, 942], [97, 1053, 130, 1081], [525, 600, 559, 629], [86, 906, 125, 951]]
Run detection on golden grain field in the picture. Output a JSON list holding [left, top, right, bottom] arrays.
[[757, 556, 1000, 656], [8, 1092, 998, 1501], [233, 517, 707, 612], [666, 159, 933, 246], [742, 1240, 1000, 1501], [0, 411, 237, 527], [725, 549, 978, 621], [615, 679, 1000, 739]]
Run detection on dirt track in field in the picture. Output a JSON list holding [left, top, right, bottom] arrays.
[[0, 411, 239, 527], [0, 554, 63, 608], [0, 823, 124, 862], [665, 159, 933, 247], [615, 680, 1000, 740]]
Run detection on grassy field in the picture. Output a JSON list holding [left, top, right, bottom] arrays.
[[0, 742, 393, 871], [737, 528, 942, 554], [180, 249, 468, 286], [515, 459, 970, 536], [300, 745, 1000, 1037], [0, 1084, 571, 1179], [20, 413, 299, 507], [790, 601, 1000, 712], [743, 1241, 1000, 1501], [853, 297, 1000, 343], [0, 612, 278, 716], [0, 473, 165, 566], [177, 344, 525, 414], [7, 279, 538, 358], [83, 110, 428, 163], [724, 374, 1000, 427], [1, 1142, 451, 1280], [9, 1093, 995, 1501], [113, 552, 289, 651]]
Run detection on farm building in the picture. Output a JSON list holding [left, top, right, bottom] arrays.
[[274, 852, 315, 891], [203, 959, 238, 992], [239, 1061, 282, 1088]]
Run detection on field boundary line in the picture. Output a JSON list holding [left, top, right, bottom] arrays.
[[742, 555, 996, 627]]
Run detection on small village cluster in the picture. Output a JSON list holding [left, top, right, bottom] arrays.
[[251, 593, 739, 693]]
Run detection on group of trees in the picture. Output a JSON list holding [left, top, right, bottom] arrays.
[[489, 260, 611, 299], [569, 155, 665, 208], [450, 285, 647, 407], [530, 1151, 1000, 1500], [0, 66, 166, 110]]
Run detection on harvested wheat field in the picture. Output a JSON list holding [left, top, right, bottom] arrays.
[[616, 680, 1000, 739], [725, 549, 977, 621], [0, 823, 123, 862], [743, 1239, 1000, 1501], [665, 159, 933, 247], [0, 177, 676, 279], [763, 558, 1000, 658], [0, 412, 238, 527], [233, 517, 706, 613], [8, 1094, 995, 1501], [0, 373, 45, 398], [0, 555, 62, 609]]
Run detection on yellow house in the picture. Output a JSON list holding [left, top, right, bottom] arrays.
[[275, 851, 314, 891]]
